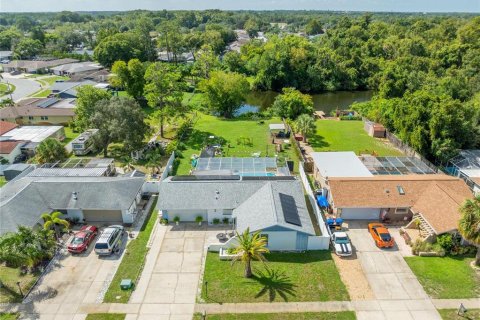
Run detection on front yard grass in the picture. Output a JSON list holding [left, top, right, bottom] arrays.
[[29, 76, 69, 98], [0, 176, 6, 187], [201, 251, 349, 303], [193, 312, 356, 320], [0, 314, 19, 320], [175, 113, 298, 175], [438, 309, 480, 320], [85, 314, 125, 320], [103, 197, 158, 303], [404, 256, 480, 299], [0, 265, 39, 303], [309, 120, 402, 156]]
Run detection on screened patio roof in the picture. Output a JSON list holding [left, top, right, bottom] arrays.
[[194, 157, 278, 176]]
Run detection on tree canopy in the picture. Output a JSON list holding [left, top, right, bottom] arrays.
[[75, 85, 112, 131], [272, 87, 314, 120], [35, 138, 67, 164]]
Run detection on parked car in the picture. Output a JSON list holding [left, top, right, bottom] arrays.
[[94, 225, 124, 256], [368, 223, 395, 248], [67, 225, 98, 253], [331, 231, 352, 257]]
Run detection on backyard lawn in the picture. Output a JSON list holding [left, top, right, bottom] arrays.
[[193, 312, 356, 320], [201, 251, 349, 303], [309, 120, 402, 156], [0, 265, 39, 303], [103, 197, 158, 303], [63, 126, 80, 146], [175, 113, 298, 175], [404, 256, 480, 299], [85, 314, 125, 320], [438, 309, 480, 320]]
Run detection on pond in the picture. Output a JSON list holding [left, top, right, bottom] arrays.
[[239, 90, 373, 115]]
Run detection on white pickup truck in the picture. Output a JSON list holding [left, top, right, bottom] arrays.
[[331, 231, 353, 257]]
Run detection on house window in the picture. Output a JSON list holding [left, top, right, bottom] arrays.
[[41, 116, 49, 120], [28, 116, 34, 120], [223, 209, 233, 215], [260, 234, 269, 246], [395, 208, 409, 214]]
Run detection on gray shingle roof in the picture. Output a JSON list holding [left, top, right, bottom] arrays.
[[157, 177, 314, 235], [0, 176, 144, 235]]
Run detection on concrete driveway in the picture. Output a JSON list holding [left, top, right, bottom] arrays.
[[1, 74, 41, 102], [24, 229, 127, 313], [345, 221, 441, 320]]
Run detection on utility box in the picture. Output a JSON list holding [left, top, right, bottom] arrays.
[[120, 279, 133, 290]]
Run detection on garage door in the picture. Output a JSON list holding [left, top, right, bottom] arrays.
[[83, 210, 123, 223], [340, 208, 380, 220]]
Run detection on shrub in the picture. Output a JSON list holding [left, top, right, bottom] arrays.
[[166, 140, 178, 155], [222, 217, 230, 224], [195, 215, 203, 223], [437, 234, 454, 252], [160, 218, 168, 225], [340, 115, 362, 121], [411, 239, 445, 256], [173, 216, 180, 223], [212, 218, 220, 225]]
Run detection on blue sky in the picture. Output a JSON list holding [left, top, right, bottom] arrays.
[[1, 0, 479, 13]]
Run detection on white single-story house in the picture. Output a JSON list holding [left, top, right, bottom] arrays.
[[0, 176, 145, 235], [446, 150, 480, 195], [157, 176, 322, 251]]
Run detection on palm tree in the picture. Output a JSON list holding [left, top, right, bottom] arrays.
[[459, 195, 480, 266], [41, 211, 70, 240], [294, 114, 316, 143], [231, 228, 270, 278]]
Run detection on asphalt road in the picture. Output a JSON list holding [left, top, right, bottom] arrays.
[[0, 75, 41, 102]]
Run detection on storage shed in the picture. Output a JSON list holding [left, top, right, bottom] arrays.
[[364, 120, 386, 138]]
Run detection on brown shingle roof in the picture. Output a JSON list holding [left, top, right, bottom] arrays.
[[3, 59, 78, 70], [0, 121, 18, 135], [328, 174, 473, 234], [0, 99, 76, 119]]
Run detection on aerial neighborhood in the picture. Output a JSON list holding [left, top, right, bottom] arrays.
[[0, 4, 479, 320]]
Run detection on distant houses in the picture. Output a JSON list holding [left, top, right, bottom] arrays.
[[0, 98, 76, 125], [2, 58, 79, 74]]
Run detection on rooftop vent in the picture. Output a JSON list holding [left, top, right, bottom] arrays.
[[397, 185, 405, 195], [72, 191, 78, 200]]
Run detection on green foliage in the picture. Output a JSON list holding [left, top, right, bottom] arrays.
[[436, 234, 454, 252], [195, 215, 203, 223], [199, 70, 249, 118], [41, 211, 70, 240], [232, 228, 270, 278], [111, 59, 146, 100], [212, 218, 220, 225], [411, 239, 445, 256], [75, 85, 112, 131], [273, 88, 314, 120], [173, 216, 180, 223], [458, 195, 480, 265], [91, 97, 149, 157], [305, 19, 323, 35], [13, 38, 43, 59], [294, 114, 316, 142], [34, 138, 67, 164]]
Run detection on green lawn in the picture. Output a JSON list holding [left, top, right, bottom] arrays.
[[438, 309, 480, 320], [309, 120, 401, 156], [103, 197, 158, 303], [404, 256, 480, 299], [0, 266, 39, 303], [201, 251, 349, 303], [175, 113, 298, 175], [0, 82, 15, 97], [85, 314, 125, 320], [29, 76, 69, 98], [193, 312, 356, 320], [0, 314, 19, 320], [0, 176, 6, 188], [63, 126, 80, 146]]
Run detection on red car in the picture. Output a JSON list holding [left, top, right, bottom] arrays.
[[67, 225, 98, 253]]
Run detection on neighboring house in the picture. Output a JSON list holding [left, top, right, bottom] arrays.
[[0, 175, 145, 235], [0, 121, 18, 136], [0, 140, 24, 164], [28, 158, 115, 177], [0, 125, 65, 155], [0, 98, 76, 125], [50, 80, 108, 98], [68, 69, 111, 83], [446, 150, 480, 195], [50, 62, 103, 76], [3, 163, 33, 181], [0, 51, 13, 62], [2, 58, 78, 74], [158, 175, 321, 251], [327, 175, 473, 242], [71, 129, 98, 155]]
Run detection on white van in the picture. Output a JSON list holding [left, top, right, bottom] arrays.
[[94, 225, 124, 255]]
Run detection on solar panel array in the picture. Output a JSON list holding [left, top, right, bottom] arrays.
[[360, 156, 436, 175], [195, 157, 278, 176], [279, 193, 302, 226], [36, 98, 59, 108], [171, 175, 241, 181]]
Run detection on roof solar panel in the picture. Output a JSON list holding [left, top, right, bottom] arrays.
[[279, 193, 301, 226], [36, 98, 59, 108]]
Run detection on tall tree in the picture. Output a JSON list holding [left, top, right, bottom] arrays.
[[75, 85, 112, 131], [305, 19, 323, 35], [144, 62, 187, 137], [231, 228, 269, 278], [13, 38, 43, 59], [41, 211, 70, 240], [110, 59, 146, 100], [294, 114, 316, 143], [458, 196, 480, 266], [35, 138, 67, 164], [199, 71, 249, 118], [272, 87, 314, 120], [91, 97, 148, 157]]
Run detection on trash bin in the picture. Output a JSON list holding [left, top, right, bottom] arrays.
[[120, 279, 133, 290]]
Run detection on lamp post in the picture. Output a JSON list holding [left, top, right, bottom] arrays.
[[16, 281, 24, 298]]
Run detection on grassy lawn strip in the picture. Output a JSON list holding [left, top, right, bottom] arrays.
[[0, 82, 15, 96], [85, 314, 125, 320], [201, 251, 349, 303], [29, 76, 69, 97], [310, 120, 401, 156], [63, 127, 81, 146], [0, 266, 39, 303], [438, 309, 480, 320], [0, 314, 19, 320], [103, 196, 159, 303], [404, 256, 480, 299], [193, 312, 356, 320], [176, 113, 298, 175], [0, 176, 7, 188]]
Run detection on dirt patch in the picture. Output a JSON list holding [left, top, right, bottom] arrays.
[[332, 252, 374, 300]]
